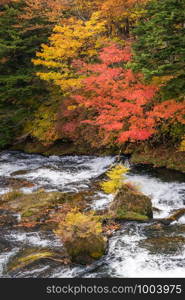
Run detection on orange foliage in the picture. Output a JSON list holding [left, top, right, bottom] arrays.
[[56, 43, 185, 146]]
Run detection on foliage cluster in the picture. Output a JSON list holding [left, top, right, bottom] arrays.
[[55, 209, 106, 262], [0, 0, 184, 152], [101, 164, 129, 194]]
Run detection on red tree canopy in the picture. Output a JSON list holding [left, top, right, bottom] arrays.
[[57, 43, 185, 146]]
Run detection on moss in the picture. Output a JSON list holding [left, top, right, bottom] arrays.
[[131, 146, 185, 172], [7, 248, 54, 272], [116, 210, 149, 221], [109, 184, 153, 221], [11, 141, 48, 154], [1, 190, 23, 202], [21, 210, 35, 218], [10, 170, 30, 176], [0, 190, 71, 224], [55, 210, 107, 264]]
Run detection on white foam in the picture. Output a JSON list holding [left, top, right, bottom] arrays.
[[0, 248, 19, 277], [5, 231, 62, 248], [91, 192, 114, 210], [178, 215, 185, 225], [0, 152, 115, 193], [16, 265, 50, 278], [125, 174, 185, 218], [106, 226, 185, 278]]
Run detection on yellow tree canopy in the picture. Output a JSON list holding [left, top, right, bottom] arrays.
[[33, 12, 106, 93]]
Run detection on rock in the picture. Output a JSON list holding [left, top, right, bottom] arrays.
[[10, 170, 30, 176], [7, 248, 55, 272], [0, 177, 35, 189], [0, 209, 18, 226], [167, 208, 185, 222], [55, 211, 107, 264], [0, 189, 96, 227], [152, 209, 185, 226], [146, 223, 164, 230], [152, 207, 162, 213], [140, 236, 185, 254], [109, 184, 153, 221], [0, 190, 69, 225], [66, 236, 106, 265], [158, 219, 172, 225]]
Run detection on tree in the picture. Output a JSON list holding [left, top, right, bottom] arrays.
[[33, 12, 106, 94], [131, 0, 185, 100], [0, 1, 49, 147], [19, 0, 68, 27], [60, 44, 185, 147], [98, 0, 148, 37]]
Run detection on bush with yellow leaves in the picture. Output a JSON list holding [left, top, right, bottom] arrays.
[[100, 164, 129, 194], [179, 138, 185, 152], [55, 209, 106, 264]]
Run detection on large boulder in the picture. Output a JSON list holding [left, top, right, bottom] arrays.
[[109, 184, 153, 221], [55, 210, 107, 264]]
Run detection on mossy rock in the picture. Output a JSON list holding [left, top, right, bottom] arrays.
[[115, 210, 150, 221], [1, 190, 65, 212], [0, 189, 97, 226], [55, 211, 107, 264], [65, 236, 107, 264], [140, 236, 185, 254], [109, 184, 153, 221], [7, 248, 55, 272], [0, 190, 70, 223]]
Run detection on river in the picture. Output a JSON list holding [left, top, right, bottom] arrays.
[[0, 151, 185, 278]]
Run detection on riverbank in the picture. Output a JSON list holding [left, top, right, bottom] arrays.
[[10, 140, 185, 173], [131, 146, 185, 173]]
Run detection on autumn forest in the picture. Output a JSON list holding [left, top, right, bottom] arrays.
[[0, 0, 184, 163], [0, 0, 185, 281]]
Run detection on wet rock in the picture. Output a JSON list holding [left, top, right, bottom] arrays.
[[158, 219, 172, 225], [0, 189, 96, 227], [7, 248, 55, 272], [152, 209, 185, 226], [109, 184, 153, 221], [140, 236, 185, 254], [152, 207, 162, 213], [146, 223, 164, 231], [0, 190, 68, 223], [0, 239, 12, 253], [0, 177, 35, 189], [10, 170, 30, 176], [0, 209, 18, 226], [167, 208, 185, 222], [55, 211, 107, 265]]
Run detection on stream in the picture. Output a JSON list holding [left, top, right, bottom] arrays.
[[0, 151, 185, 278]]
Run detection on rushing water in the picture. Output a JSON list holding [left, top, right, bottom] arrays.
[[0, 151, 185, 278]]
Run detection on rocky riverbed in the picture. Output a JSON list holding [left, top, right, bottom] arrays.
[[0, 151, 185, 277]]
